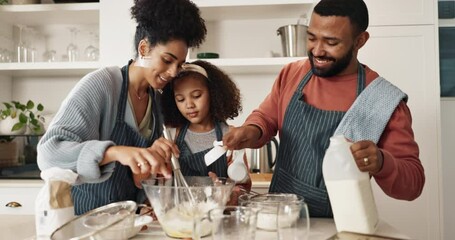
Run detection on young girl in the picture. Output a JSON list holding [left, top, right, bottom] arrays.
[[160, 60, 252, 196]]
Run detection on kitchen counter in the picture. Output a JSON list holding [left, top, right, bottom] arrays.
[[249, 173, 272, 194], [0, 214, 410, 240], [250, 172, 273, 184]]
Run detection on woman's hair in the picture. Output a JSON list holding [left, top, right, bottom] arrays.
[[130, 0, 207, 56], [161, 60, 242, 127]]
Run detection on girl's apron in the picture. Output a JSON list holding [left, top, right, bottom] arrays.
[[175, 121, 228, 177], [269, 64, 365, 217], [71, 61, 162, 215]]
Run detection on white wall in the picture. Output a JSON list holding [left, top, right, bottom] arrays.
[[227, 74, 276, 127], [441, 99, 455, 240], [11, 77, 78, 114]]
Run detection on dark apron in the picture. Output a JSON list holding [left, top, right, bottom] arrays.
[[269, 64, 365, 217], [71, 60, 163, 215], [175, 121, 228, 177]]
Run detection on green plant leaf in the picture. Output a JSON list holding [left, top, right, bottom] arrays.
[[12, 122, 25, 132], [26, 100, 34, 110], [19, 112, 28, 123], [29, 112, 35, 119], [30, 118, 38, 126], [16, 102, 26, 111], [3, 102, 12, 109], [37, 103, 44, 111]]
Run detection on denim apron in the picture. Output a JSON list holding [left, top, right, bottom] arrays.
[[175, 121, 228, 177], [269, 64, 365, 217], [72, 61, 163, 215]]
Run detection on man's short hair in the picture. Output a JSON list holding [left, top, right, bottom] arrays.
[[313, 0, 369, 35]]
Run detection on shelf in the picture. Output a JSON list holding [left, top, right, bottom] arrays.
[[188, 57, 307, 74], [194, 0, 314, 20], [0, 61, 100, 77], [0, 3, 99, 25], [439, 19, 455, 27]]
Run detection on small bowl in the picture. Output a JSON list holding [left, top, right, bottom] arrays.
[[196, 52, 219, 59], [239, 193, 304, 231]]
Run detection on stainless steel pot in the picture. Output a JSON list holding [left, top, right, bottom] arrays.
[[277, 24, 308, 57], [250, 137, 279, 173]]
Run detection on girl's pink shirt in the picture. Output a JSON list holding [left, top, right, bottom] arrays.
[[244, 60, 424, 201]]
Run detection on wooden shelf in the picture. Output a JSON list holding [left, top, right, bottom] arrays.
[[0, 3, 99, 25]]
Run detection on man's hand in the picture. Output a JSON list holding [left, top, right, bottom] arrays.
[[223, 125, 262, 150], [350, 140, 384, 174]]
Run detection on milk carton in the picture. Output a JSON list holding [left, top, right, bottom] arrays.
[[322, 135, 379, 234], [35, 167, 78, 238]]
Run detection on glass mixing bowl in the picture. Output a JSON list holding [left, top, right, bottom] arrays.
[[238, 193, 305, 231], [50, 201, 137, 240], [142, 176, 235, 239]]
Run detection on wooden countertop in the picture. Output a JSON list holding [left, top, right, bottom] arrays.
[[249, 173, 272, 189], [249, 173, 273, 183]]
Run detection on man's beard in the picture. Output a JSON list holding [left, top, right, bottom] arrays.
[[308, 47, 354, 77]]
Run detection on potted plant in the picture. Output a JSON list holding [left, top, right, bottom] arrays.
[[0, 100, 45, 167], [0, 100, 45, 135]]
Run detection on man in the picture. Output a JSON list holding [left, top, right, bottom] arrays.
[[223, 0, 425, 217]]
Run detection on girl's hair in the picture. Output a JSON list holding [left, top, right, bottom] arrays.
[[130, 0, 207, 57], [161, 60, 242, 127]]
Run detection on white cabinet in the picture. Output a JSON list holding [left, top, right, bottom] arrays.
[[441, 99, 455, 240], [0, 180, 43, 215], [188, 0, 314, 74], [365, 0, 435, 26], [100, 0, 315, 74], [358, 25, 440, 240]]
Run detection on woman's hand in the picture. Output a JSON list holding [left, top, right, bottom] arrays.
[[102, 137, 180, 178]]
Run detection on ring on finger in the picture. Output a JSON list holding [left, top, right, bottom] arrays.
[[363, 157, 369, 166], [137, 162, 147, 167]]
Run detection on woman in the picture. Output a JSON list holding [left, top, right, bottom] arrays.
[[37, 0, 207, 215]]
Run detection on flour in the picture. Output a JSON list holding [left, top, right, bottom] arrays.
[[157, 199, 218, 238], [256, 209, 300, 231]]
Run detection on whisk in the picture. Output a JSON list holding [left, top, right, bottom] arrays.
[[162, 125, 195, 205]]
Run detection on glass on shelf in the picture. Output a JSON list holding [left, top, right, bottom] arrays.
[[84, 31, 99, 61], [67, 27, 79, 62], [15, 24, 28, 63], [0, 35, 13, 63], [42, 34, 57, 63], [26, 27, 38, 63]]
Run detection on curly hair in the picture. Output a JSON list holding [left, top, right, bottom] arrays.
[[161, 60, 242, 127], [130, 0, 206, 56]]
